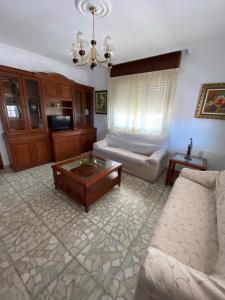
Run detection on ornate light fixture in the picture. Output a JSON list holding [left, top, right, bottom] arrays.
[[71, 0, 115, 70]]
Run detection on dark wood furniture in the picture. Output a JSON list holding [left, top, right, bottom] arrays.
[[0, 151, 4, 169], [52, 152, 122, 212], [111, 51, 182, 77], [0, 65, 96, 171], [165, 152, 207, 185]]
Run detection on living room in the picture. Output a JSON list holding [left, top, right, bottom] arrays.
[[0, 0, 225, 299]]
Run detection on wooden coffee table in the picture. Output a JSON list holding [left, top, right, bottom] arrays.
[[52, 152, 122, 212], [165, 152, 207, 185]]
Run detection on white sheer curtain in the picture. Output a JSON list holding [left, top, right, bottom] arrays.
[[108, 68, 178, 135]]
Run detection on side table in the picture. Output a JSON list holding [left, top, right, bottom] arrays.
[[165, 152, 207, 185]]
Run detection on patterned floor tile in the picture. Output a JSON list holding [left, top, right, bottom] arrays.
[[15, 235, 73, 298], [40, 201, 79, 233], [77, 231, 128, 289], [0, 203, 37, 238], [0, 242, 31, 300], [103, 211, 143, 248], [2, 217, 51, 262], [55, 218, 99, 257], [0, 192, 23, 215], [36, 260, 106, 300], [0, 183, 15, 197], [0, 163, 168, 298], [18, 182, 50, 202], [28, 190, 63, 215], [4, 171, 38, 191]]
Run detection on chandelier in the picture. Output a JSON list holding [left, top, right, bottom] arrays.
[[71, 0, 115, 70]]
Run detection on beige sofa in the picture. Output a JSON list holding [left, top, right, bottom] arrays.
[[93, 129, 168, 182], [134, 168, 225, 300]]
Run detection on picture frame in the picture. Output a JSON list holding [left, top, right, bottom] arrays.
[[195, 83, 225, 120], [95, 90, 107, 114]]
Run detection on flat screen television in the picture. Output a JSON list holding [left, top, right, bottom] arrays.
[[48, 115, 72, 130]]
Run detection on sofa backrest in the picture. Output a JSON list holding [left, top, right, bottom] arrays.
[[215, 171, 225, 276], [106, 129, 168, 155]]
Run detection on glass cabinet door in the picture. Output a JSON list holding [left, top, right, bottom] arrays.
[[1, 76, 27, 131], [84, 91, 93, 127], [24, 79, 44, 129], [74, 89, 83, 127]]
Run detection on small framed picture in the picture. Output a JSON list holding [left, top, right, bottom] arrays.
[[95, 90, 107, 114], [195, 83, 225, 120]]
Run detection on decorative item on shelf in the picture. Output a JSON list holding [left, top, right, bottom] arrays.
[[95, 90, 107, 114], [184, 138, 193, 161], [71, 0, 115, 70], [85, 108, 89, 116], [195, 83, 225, 120]]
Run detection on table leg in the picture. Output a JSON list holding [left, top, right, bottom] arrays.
[[84, 186, 89, 213], [165, 160, 172, 185], [52, 167, 58, 189], [118, 166, 122, 186]]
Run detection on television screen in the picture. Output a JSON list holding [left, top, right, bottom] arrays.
[[48, 115, 72, 130]]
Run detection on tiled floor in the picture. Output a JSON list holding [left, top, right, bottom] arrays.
[[0, 163, 171, 300]]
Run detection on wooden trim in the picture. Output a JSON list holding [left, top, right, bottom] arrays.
[[110, 51, 182, 77]]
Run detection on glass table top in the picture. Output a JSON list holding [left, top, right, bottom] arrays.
[[60, 154, 117, 179], [173, 153, 206, 167]]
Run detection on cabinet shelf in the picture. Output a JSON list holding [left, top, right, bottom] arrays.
[[46, 106, 72, 110]]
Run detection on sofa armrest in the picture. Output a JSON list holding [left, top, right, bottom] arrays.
[[134, 247, 225, 300], [180, 168, 218, 189], [145, 149, 167, 167], [93, 138, 108, 149]]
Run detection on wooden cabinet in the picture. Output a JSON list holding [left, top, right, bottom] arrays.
[[73, 86, 94, 129], [7, 134, 52, 171], [52, 131, 80, 162], [0, 66, 96, 171], [33, 136, 52, 164], [80, 129, 96, 152]]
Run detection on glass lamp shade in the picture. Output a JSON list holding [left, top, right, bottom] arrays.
[[76, 31, 89, 49], [103, 35, 114, 52]]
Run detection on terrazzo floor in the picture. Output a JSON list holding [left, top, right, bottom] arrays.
[[0, 163, 171, 300]]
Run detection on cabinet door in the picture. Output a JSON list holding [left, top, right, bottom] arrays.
[[0, 75, 28, 132], [10, 140, 34, 170], [33, 137, 52, 165], [44, 81, 59, 99], [83, 90, 93, 128], [80, 132, 96, 153], [60, 85, 72, 100], [23, 78, 45, 130], [53, 134, 80, 162], [74, 89, 83, 127]]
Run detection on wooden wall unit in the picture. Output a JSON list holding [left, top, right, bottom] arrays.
[[0, 65, 96, 171]]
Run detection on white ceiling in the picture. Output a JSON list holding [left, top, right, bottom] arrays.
[[0, 0, 225, 66]]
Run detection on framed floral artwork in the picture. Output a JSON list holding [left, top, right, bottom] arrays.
[[95, 90, 107, 114], [195, 83, 225, 120]]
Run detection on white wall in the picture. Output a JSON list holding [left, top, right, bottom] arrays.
[[87, 68, 109, 140], [0, 42, 108, 165], [170, 39, 225, 170]]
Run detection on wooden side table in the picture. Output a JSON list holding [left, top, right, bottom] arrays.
[[0, 152, 4, 169], [165, 152, 207, 185]]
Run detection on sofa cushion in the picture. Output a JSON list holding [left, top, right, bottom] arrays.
[[94, 146, 149, 166], [106, 129, 168, 155], [180, 168, 218, 189], [215, 171, 225, 276], [150, 177, 218, 274]]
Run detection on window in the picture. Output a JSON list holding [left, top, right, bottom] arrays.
[[108, 69, 178, 135]]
